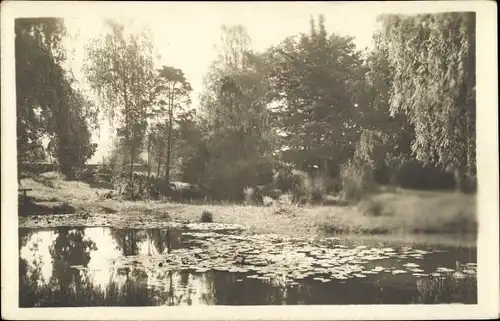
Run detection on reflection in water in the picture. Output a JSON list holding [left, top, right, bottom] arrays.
[[19, 227, 477, 307]]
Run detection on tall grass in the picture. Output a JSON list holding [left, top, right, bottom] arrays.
[[414, 275, 477, 304]]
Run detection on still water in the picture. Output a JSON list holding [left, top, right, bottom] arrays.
[[19, 227, 477, 306]]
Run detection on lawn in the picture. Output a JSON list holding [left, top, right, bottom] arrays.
[[18, 172, 477, 248]]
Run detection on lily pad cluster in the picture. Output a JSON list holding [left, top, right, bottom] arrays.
[[107, 230, 477, 286], [19, 214, 246, 232]]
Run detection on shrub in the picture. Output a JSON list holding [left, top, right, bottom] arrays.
[[111, 173, 163, 201], [310, 178, 326, 204], [75, 167, 97, 184], [357, 198, 388, 216], [340, 160, 375, 202], [290, 170, 311, 204], [243, 186, 264, 205], [200, 210, 213, 223], [395, 159, 455, 190], [273, 163, 295, 192]]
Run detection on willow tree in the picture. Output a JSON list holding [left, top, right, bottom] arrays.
[[84, 19, 155, 181], [378, 12, 476, 192]]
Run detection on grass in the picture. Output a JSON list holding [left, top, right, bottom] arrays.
[[18, 173, 477, 248], [414, 275, 477, 304], [316, 190, 476, 236]]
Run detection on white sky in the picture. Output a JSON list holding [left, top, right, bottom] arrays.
[[61, 2, 381, 164]]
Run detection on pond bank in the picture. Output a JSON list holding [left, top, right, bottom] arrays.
[[18, 176, 477, 249]]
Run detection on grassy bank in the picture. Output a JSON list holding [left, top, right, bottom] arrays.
[[18, 173, 477, 248]]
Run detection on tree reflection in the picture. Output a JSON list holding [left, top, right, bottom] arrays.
[[110, 229, 142, 256], [19, 229, 51, 307], [47, 227, 97, 306]]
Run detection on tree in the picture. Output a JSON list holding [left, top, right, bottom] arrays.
[[377, 12, 476, 192], [197, 25, 275, 200], [152, 66, 192, 182], [265, 15, 365, 176], [352, 28, 415, 184], [16, 18, 98, 178], [84, 19, 155, 182]]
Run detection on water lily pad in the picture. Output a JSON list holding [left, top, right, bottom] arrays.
[[408, 268, 424, 273], [361, 270, 378, 275], [436, 267, 454, 273], [195, 268, 209, 273], [392, 270, 407, 275], [403, 263, 420, 268]]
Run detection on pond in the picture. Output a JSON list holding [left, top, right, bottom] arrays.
[[19, 226, 477, 306]]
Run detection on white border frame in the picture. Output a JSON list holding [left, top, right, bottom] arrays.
[[2, 1, 498, 320]]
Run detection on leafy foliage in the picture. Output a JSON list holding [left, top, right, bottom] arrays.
[[194, 25, 276, 200], [377, 13, 476, 191], [84, 19, 155, 180], [16, 18, 97, 177], [265, 15, 366, 173]]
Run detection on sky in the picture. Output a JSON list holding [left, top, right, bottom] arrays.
[[61, 2, 381, 164]]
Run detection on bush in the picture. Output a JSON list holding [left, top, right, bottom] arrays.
[[243, 186, 264, 205], [203, 156, 274, 201], [357, 198, 389, 216], [200, 210, 213, 223], [310, 178, 326, 204], [273, 163, 295, 192], [74, 167, 97, 184], [96, 165, 113, 183], [340, 160, 375, 202], [395, 159, 455, 190], [112, 173, 162, 201], [290, 170, 311, 204]]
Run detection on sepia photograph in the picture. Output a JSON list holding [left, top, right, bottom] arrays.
[[1, 1, 498, 320]]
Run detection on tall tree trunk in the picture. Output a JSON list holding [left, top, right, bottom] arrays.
[[165, 89, 175, 183], [156, 139, 163, 178], [147, 133, 152, 178], [122, 74, 133, 183]]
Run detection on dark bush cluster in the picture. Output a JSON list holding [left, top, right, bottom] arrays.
[[243, 186, 264, 205], [111, 172, 205, 202], [200, 210, 213, 223]]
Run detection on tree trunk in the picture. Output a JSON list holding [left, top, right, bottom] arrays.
[[122, 73, 133, 184], [156, 138, 163, 178], [165, 89, 175, 183], [147, 133, 152, 178]]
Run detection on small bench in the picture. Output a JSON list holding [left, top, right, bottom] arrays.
[[18, 188, 33, 207], [18, 188, 33, 197]]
